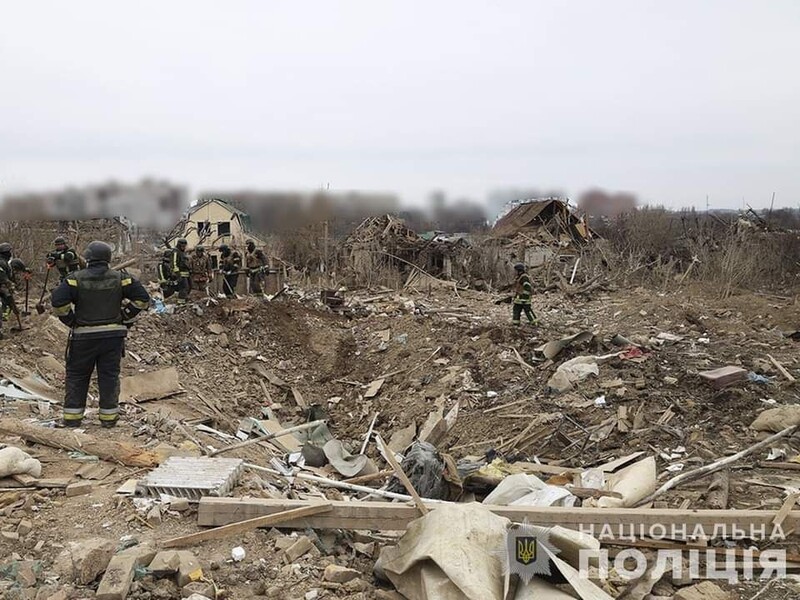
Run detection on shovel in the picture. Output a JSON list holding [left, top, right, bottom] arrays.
[[22, 277, 30, 316], [10, 307, 27, 332], [35, 266, 52, 314]]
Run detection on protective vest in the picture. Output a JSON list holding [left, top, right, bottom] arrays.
[[190, 254, 210, 275], [72, 269, 123, 327]]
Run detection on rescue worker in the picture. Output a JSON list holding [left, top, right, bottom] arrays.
[[51, 241, 150, 428], [0, 243, 16, 339], [189, 245, 213, 296], [46, 236, 85, 281], [0, 244, 31, 335], [156, 250, 177, 298], [512, 263, 537, 326], [170, 238, 190, 305], [244, 239, 268, 295], [219, 244, 242, 298]]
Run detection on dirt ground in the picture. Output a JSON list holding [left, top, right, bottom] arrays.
[[2, 278, 800, 599]]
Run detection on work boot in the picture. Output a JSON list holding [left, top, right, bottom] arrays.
[[61, 419, 82, 428], [100, 420, 118, 429]]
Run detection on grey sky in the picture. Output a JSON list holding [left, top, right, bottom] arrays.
[[1, 1, 798, 209]]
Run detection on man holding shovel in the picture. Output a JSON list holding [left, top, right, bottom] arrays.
[[0, 243, 31, 338], [46, 236, 85, 282]]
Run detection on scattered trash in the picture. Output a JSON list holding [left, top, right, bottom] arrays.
[[748, 372, 774, 385], [537, 330, 594, 360], [483, 472, 577, 507], [231, 546, 246, 562], [0, 446, 42, 478]]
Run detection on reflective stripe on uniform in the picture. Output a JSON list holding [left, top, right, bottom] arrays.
[[53, 304, 72, 316], [67, 279, 78, 287], [121, 278, 132, 286], [73, 324, 127, 334], [131, 300, 149, 309], [63, 408, 84, 420], [98, 408, 119, 420]]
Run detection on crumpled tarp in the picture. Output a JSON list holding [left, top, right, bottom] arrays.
[[379, 503, 611, 600], [379, 503, 509, 600], [537, 331, 594, 360], [323, 439, 377, 478], [547, 356, 600, 393], [483, 473, 577, 508], [0, 446, 42, 479]]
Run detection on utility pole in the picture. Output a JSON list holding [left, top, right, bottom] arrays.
[[323, 220, 329, 276], [705, 194, 709, 213]]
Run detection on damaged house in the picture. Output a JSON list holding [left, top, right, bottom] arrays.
[[341, 214, 472, 287], [478, 198, 596, 286], [164, 198, 267, 267]]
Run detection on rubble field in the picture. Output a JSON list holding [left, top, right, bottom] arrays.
[[2, 280, 800, 600]]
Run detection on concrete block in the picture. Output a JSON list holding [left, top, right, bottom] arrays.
[[95, 554, 137, 600]]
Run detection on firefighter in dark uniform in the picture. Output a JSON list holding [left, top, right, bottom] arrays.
[[0, 243, 16, 339], [244, 239, 268, 295], [170, 238, 190, 305], [51, 241, 150, 428], [512, 263, 537, 326], [157, 250, 177, 298], [0, 244, 31, 336], [46, 236, 85, 281], [219, 244, 242, 298]]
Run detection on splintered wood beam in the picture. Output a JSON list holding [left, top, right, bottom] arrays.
[[197, 497, 800, 538], [162, 502, 332, 548]]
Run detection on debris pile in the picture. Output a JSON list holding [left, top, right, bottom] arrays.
[[2, 269, 800, 598]]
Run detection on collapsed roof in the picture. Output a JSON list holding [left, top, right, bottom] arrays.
[[492, 198, 593, 242]]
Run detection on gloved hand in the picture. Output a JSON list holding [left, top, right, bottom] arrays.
[[46, 255, 56, 267]]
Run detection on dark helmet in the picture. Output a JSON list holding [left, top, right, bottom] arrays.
[[54, 236, 67, 247], [0, 242, 11, 257], [219, 244, 231, 257], [195, 245, 205, 253], [84, 241, 112, 264], [514, 263, 526, 272], [9, 258, 25, 271], [177, 238, 188, 248]]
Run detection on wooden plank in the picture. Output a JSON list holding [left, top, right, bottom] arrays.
[[291, 387, 308, 410], [376, 434, 428, 515], [257, 419, 301, 453], [759, 461, 800, 472], [773, 492, 800, 529], [483, 398, 527, 414], [162, 503, 332, 548], [197, 497, 800, 537], [768, 354, 796, 382], [364, 378, 385, 399]]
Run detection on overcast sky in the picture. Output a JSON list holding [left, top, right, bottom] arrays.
[[1, 1, 798, 209]]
